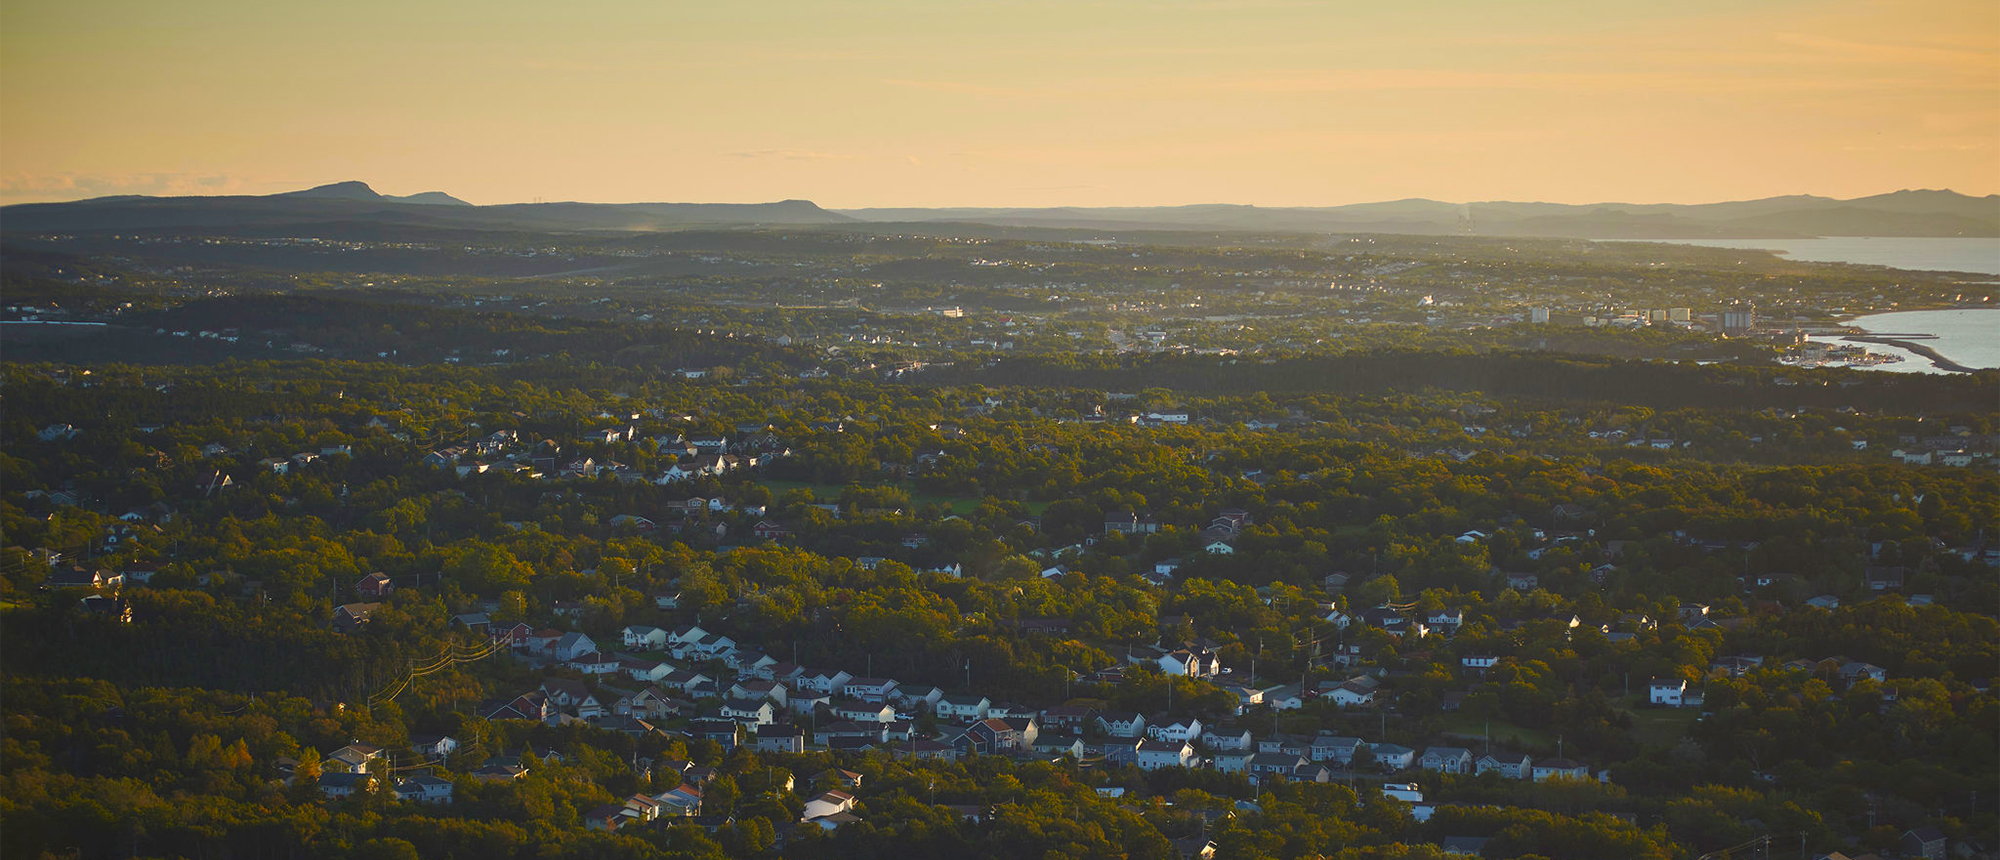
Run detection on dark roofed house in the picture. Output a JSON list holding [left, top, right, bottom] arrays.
[[332, 602, 382, 632]]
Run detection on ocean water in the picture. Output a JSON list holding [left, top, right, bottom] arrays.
[[1806, 308, 2000, 374], [1651, 237, 2000, 276]]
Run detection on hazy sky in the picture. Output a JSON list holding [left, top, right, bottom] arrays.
[[2, 0, 1995, 207]]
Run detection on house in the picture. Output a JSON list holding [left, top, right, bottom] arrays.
[[832, 700, 898, 724], [355, 572, 394, 598], [481, 693, 554, 722], [319, 772, 376, 799], [814, 721, 888, 747], [1419, 746, 1473, 775], [325, 743, 384, 774], [1839, 662, 1888, 684], [45, 567, 119, 590], [752, 725, 807, 754], [1264, 685, 1307, 711], [1475, 751, 1533, 779], [1531, 758, 1589, 781], [1146, 715, 1204, 743], [893, 685, 944, 711], [721, 698, 778, 725], [622, 625, 669, 649], [1324, 681, 1376, 708], [1097, 711, 1146, 738], [794, 668, 854, 696], [1032, 735, 1086, 759], [1864, 566, 1906, 591], [936, 694, 992, 721], [1136, 739, 1197, 770], [1648, 679, 1687, 707], [394, 775, 454, 804], [616, 686, 685, 720], [1248, 752, 1309, 779], [688, 718, 742, 749], [1309, 735, 1366, 765], [1292, 762, 1334, 783], [552, 632, 598, 662], [620, 658, 671, 684], [583, 804, 627, 832], [1104, 511, 1160, 535], [801, 790, 856, 822], [541, 680, 606, 718], [567, 652, 621, 676], [954, 718, 1029, 756], [408, 735, 460, 759], [1461, 655, 1499, 670], [1204, 541, 1236, 555], [1201, 727, 1255, 752], [842, 677, 900, 702], [1900, 827, 1947, 860], [1370, 743, 1415, 771], [660, 668, 718, 696], [1379, 782, 1423, 802], [332, 602, 381, 632], [730, 679, 789, 705]]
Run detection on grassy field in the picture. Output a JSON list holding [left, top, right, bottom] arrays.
[[1618, 697, 1700, 747], [1438, 717, 1556, 752]]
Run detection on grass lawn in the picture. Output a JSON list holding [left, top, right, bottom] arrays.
[[1619, 697, 1700, 747], [1437, 716, 1555, 751]]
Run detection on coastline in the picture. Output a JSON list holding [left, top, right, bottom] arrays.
[[1840, 335, 1974, 373]]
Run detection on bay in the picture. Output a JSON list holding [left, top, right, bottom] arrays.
[[1621, 237, 2000, 276]]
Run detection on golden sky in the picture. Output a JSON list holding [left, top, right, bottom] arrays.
[[2, 0, 1995, 207]]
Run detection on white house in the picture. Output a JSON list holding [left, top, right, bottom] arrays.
[[1532, 758, 1589, 782], [1648, 678, 1686, 707], [1146, 716, 1204, 743], [842, 677, 900, 702], [795, 668, 854, 696], [395, 775, 454, 804], [1370, 743, 1415, 770], [622, 626, 669, 649], [1135, 740, 1196, 770], [1096, 711, 1147, 738], [553, 632, 598, 662], [936, 694, 992, 721], [1201, 728, 1255, 752], [801, 790, 857, 822], [1419, 747, 1473, 774], [1324, 681, 1375, 708]]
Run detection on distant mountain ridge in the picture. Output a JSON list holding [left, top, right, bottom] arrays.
[[2, 182, 1993, 239], [1, 181, 852, 234], [840, 189, 2000, 239], [277, 181, 474, 206]]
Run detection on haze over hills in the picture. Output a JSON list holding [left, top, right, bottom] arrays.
[[1, 182, 1995, 239], [841, 189, 2000, 239]]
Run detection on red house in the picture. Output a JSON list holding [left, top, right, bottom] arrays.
[[356, 572, 394, 599]]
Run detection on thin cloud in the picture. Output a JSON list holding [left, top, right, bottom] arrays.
[[0, 172, 248, 202], [726, 150, 850, 161]]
